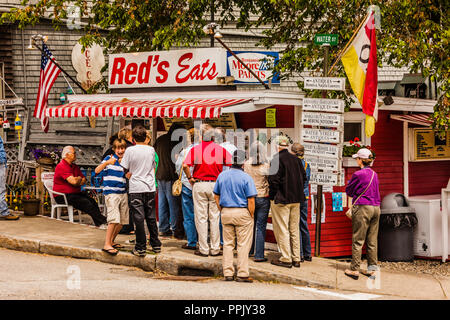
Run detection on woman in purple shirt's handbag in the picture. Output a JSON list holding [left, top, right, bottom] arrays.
[[344, 148, 381, 280]]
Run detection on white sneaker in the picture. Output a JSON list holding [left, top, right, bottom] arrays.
[[98, 224, 107, 230]]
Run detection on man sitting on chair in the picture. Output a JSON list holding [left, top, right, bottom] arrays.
[[53, 146, 107, 228]]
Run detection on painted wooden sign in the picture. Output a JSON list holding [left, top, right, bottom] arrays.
[[302, 111, 343, 128], [302, 98, 344, 113], [304, 77, 346, 91], [305, 155, 340, 172], [303, 142, 342, 158], [302, 128, 340, 143]]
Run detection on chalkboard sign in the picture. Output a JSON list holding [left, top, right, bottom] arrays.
[[410, 128, 450, 161]]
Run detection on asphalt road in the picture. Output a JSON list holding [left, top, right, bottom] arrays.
[[0, 248, 391, 301]]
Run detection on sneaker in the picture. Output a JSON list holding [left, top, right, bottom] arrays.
[[182, 243, 197, 250], [236, 276, 254, 283], [0, 214, 20, 220], [152, 247, 161, 253], [292, 261, 301, 268], [224, 276, 234, 281], [270, 259, 292, 268], [132, 249, 146, 257], [210, 251, 222, 257], [98, 224, 107, 230], [159, 231, 173, 237], [304, 256, 312, 262], [194, 250, 208, 257]]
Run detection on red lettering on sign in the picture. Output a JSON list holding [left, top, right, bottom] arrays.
[[176, 53, 218, 83], [156, 61, 169, 83], [110, 57, 126, 84], [138, 55, 153, 84], [125, 63, 138, 85]]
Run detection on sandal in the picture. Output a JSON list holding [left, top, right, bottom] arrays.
[[344, 269, 359, 280], [112, 243, 125, 249], [102, 248, 119, 256]]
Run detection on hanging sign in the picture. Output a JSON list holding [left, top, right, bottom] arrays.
[[302, 128, 340, 143], [302, 98, 344, 113], [303, 142, 341, 158], [72, 43, 105, 89], [304, 77, 346, 91], [0, 98, 23, 106], [302, 112, 343, 128], [305, 155, 340, 172], [310, 184, 333, 194], [332, 192, 344, 212], [226, 51, 280, 84], [109, 48, 227, 89], [310, 171, 341, 186], [311, 194, 326, 224], [266, 108, 276, 127]]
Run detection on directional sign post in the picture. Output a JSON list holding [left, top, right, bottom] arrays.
[[302, 98, 345, 113], [304, 77, 346, 91], [302, 111, 343, 128], [302, 128, 341, 143]]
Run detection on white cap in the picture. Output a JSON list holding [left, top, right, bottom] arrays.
[[352, 148, 372, 159]]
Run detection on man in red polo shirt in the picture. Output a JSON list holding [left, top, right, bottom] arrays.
[[53, 146, 106, 227], [183, 124, 232, 257]]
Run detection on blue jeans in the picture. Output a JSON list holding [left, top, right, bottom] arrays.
[[0, 164, 9, 217], [299, 199, 311, 258], [250, 197, 270, 259], [181, 185, 197, 247], [157, 180, 180, 234]]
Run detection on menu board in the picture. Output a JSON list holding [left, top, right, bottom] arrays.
[[411, 128, 450, 161], [163, 113, 237, 130]]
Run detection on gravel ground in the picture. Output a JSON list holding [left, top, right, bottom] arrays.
[[379, 259, 450, 277]]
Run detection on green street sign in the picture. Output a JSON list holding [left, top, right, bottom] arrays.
[[314, 34, 339, 46]]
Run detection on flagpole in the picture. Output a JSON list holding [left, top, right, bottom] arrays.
[[33, 42, 87, 94], [327, 11, 371, 76]]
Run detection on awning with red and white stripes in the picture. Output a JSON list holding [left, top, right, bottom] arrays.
[[390, 113, 433, 127], [46, 98, 252, 119]]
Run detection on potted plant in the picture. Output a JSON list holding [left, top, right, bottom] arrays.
[[342, 137, 376, 167], [22, 192, 41, 216], [30, 146, 61, 165]]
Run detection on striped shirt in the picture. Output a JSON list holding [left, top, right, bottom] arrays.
[[100, 154, 126, 195]]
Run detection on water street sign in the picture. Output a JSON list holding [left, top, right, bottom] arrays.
[[310, 171, 340, 186], [0, 98, 23, 106], [305, 155, 340, 172], [304, 77, 346, 91], [302, 98, 345, 113], [302, 128, 340, 143], [303, 142, 342, 158], [302, 112, 344, 128], [314, 34, 339, 46]]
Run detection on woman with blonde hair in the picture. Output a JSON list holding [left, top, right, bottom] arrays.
[[345, 148, 381, 280], [244, 141, 270, 262]]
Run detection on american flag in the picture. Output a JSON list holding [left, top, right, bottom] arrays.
[[34, 43, 61, 133]]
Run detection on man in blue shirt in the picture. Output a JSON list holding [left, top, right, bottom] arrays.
[[0, 134, 19, 220], [213, 150, 257, 283]]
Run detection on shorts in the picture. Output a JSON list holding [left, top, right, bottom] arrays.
[[105, 193, 129, 225]]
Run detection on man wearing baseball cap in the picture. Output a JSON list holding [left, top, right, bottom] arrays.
[[268, 136, 306, 268]]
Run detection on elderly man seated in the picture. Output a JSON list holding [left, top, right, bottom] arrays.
[[53, 146, 107, 228]]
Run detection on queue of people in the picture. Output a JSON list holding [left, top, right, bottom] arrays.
[[49, 123, 380, 282]]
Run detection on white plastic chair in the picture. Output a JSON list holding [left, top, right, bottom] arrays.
[[41, 172, 82, 223]]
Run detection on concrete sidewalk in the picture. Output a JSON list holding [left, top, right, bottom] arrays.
[[0, 214, 448, 300]]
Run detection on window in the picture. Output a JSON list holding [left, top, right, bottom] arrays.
[[344, 112, 371, 146]]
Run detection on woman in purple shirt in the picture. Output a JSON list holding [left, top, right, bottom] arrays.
[[344, 148, 381, 280]]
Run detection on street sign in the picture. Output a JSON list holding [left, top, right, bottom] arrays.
[[310, 171, 340, 186], [303, 142, 342, 158], [305, 155, 340, 172], [0, 98, 23, 106], [314, 34, 339, 46], [302, 98, 344, 113], [304, 77, 346, 91], [302, 111, 343, 128], [302, 128, 340, 143], [310, 184, 333, 194]]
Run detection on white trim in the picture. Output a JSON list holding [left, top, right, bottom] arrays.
[[350, 95, 437, 113], [343, 112, 372, 146], [403, 121, 409, 197]]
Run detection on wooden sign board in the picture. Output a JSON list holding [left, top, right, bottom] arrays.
[[410, 128, 450, 161], [310, 171, 340, 186], [162, 113, 237, 131], [302, 128, 340, 143], [302, 111, 343, 128], [305, 155, 340, 172], [302, 98, 344, 113], [310, 184, 333, 194], [304, 77, 346, 91], [303, 142, 342, 158]]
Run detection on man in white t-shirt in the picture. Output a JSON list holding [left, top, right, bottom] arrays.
[[121, 125, 161, 257]]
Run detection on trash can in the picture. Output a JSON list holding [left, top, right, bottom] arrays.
[[378, 193, 418, 262]]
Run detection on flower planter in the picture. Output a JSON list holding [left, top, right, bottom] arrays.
[[342, 157, 359, 167], [22, 199, 41, 216], [37, 157, 54, 165]]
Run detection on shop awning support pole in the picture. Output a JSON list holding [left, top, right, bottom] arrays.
[[214, 37, 270, 90]]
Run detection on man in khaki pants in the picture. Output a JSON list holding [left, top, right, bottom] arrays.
[[214, 150, 257, 282], [268, 137, 306, 268]]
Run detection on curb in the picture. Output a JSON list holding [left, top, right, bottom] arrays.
[[0, 232, 333, 289]]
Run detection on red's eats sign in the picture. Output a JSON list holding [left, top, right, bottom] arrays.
[[108, 48, 227, 89]]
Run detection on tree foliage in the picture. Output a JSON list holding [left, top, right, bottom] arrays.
[[1, 0, 448, 133]]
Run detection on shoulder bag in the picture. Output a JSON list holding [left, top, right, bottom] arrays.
[[172, 152, 188, 196], [345, 170, 375, 219]]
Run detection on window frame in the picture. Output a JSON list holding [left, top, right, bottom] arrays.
[[343, 112, 372, 146]]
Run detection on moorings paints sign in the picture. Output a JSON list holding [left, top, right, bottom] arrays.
[[108, 48, 228, 89], [226, 51, 280, 84]]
